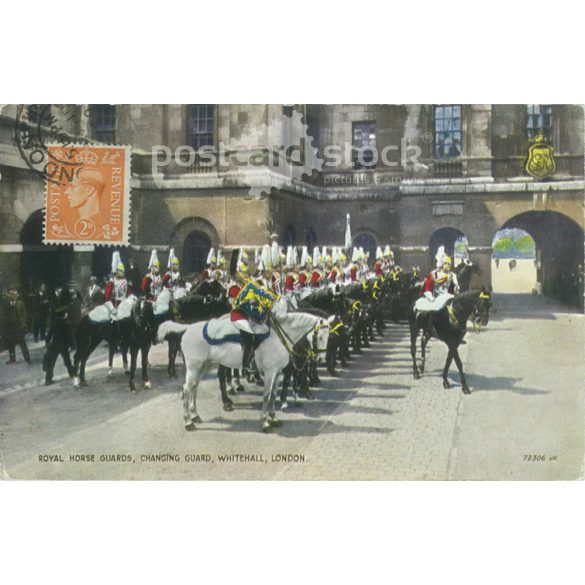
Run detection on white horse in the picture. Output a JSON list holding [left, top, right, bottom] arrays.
[[157, 311, 331, 432]]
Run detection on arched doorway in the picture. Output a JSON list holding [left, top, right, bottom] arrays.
[[183, 230, 211, 275], [20, 210, 74, 294], [491, 228, 537, 293], [305, 227, 317, 250], [498, 211, 583, 307], [429, 227, 465, 267], [353, 233, 377, 261], [283, 224, 297, 247]]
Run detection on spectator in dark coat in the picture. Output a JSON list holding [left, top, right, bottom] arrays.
[[1, 289, 31, 364], [43, 286, 75, 385], [33, 283, 50, 342]]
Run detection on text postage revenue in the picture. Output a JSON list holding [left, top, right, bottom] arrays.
[[43, 145, 131, 246]]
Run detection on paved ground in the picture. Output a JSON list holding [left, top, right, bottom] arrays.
[[492, 258, 537, 293], [0, 294, 583, 480]]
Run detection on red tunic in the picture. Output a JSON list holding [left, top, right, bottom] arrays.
[[374, 261, 384, 277], [298, 271, 308, 288], [285, 273, 296, 292], [229, 284, 247, 321], [350, 266, 358, 282], [327, 268, 337, 283], [310, 270, 322, 288], [104, 279, 132, 307], [140, 276, 154, 299]]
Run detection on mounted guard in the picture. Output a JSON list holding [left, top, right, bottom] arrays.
[[161, 248, 181, 291], [140, 250, 162, 300], [227, 254, 277, 376], [105, 252, 132, 309]]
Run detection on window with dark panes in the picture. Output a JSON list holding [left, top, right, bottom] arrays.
[[187, 105, 215, 150], [526, 105, 552, 141], [352, 122, 376, 168], [434, 105, 462, 159], [90, 104, 116, 143]]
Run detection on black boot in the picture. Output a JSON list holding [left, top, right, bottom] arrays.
[[240, 331, 255, 376]]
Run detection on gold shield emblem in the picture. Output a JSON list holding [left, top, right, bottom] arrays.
[[525, 134, 556, 179]]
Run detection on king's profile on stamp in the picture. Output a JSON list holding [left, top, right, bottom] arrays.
[[44, 145, 130, 245]]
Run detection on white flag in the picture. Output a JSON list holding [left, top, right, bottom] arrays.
[[344, 213, 352, 250]]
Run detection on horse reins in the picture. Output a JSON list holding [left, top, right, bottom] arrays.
[[270, 315, 328, 365]]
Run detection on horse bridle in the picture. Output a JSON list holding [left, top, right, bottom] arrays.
[[270, 315, 329, 365]]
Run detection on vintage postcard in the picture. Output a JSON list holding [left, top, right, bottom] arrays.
[[0, 104, 583, 480]]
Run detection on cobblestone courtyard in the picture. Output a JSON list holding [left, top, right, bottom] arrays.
[[1, 295, 583, 480]]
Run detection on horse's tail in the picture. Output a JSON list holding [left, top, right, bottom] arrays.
[[157, 320, 190, 343]]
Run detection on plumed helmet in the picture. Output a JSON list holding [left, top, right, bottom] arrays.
[[168, 248, 180, 268], [148, 249, 159, 270], [111, 251, 125, 275]]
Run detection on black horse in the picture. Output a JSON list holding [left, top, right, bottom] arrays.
[[454, 261, 480, 293], [73, 312, 128, 387], [409, 289, 491, 394], [125, 298, 156, 393]]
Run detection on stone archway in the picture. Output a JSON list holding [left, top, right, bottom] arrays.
[[498, 210, 584, 307], [20, 209, 74, 294], [353, 233, 377, 261], [170, 217, 221, 277], [182, 231, 211, 274], [429, 226, 466, 266]]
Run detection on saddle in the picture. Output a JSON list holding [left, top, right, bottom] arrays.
[[153, 289, 172, 316], [88, 297, 137, 323], [414, 292, 453, 314], [202, 315, 270, 346]]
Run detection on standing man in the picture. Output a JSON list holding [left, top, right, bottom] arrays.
[[1, 289, 30, 364], [85, 276, 104, 311], [43, 286, 75, 385], [32, 282, 50, 342]]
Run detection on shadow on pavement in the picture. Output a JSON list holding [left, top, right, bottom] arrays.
[[461, 373, 548, 396]]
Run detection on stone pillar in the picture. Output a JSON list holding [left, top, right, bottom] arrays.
[[72, 246, 94, 288], [468, 246, 492, 290]]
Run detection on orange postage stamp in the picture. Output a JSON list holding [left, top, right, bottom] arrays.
[[43, 145, 131, 245]]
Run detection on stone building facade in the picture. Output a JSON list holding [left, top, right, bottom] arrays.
[[0, 104, 583, 305]]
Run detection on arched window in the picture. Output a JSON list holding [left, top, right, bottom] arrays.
[[283, 225, 297, 247], [353, 233, 377, 262], [183, 230, 211, 274]]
